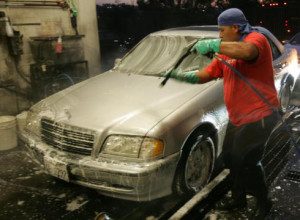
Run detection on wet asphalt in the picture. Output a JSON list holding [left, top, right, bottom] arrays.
[[0, 144, 183, 220], [202, 147, 300, 220]]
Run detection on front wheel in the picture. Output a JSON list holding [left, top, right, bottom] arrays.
[[173, 135, 215, 196]]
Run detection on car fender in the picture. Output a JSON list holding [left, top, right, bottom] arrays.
[[178, 107, 227, 163]]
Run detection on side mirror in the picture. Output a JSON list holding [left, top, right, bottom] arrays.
[[114, 58, 121, 67]]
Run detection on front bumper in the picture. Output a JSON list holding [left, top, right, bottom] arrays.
[[20, 132, 180, 201]]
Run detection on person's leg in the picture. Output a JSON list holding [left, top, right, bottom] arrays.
[[243, 113, 278, 218], [243, 160, 272, 219], [221, 122, 238, 169], [243, 145, 267, 196], [219, 122, 248, 209], [228, 122, 262, 207], [220, 112, 277, 211], [227, 112, 277, 207]]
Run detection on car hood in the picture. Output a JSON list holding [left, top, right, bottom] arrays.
[[32, 71, 213, 135]]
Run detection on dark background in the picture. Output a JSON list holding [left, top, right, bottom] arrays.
[[97, 0, 300, 72]]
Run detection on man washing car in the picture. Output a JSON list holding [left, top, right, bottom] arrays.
[[170, 8, 279, 219]]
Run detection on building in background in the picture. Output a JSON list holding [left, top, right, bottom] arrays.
[[0, 0, 100, 116]]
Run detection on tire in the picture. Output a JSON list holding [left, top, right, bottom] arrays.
[[173, 135, 215, 196], [280, 83, 292, 113]]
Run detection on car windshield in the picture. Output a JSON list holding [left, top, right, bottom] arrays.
[[115, 35, 212, 76], [175, 50, 212, 73], [290, 33, 300, 45]]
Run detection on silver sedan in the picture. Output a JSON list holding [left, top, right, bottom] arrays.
[[20, 26, 299, 201]]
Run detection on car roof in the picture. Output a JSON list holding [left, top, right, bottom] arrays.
[[150, 25, 220, 38], [151, 25, 270, 38], [150, 25, 283, 52]]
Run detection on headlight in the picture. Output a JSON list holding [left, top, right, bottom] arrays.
[[25, 110, 41, 136], [101, 135, 164, 159]]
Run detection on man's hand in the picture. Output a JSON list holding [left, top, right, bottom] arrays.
[[168, 69, 200, 84], [191, 39, 221, 55]]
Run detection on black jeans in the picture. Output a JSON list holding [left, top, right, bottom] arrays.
[[222, 111, 278, 202]]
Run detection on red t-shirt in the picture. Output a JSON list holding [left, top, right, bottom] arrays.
[[205, 32, 279, 126]]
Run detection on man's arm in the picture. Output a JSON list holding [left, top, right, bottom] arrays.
[[169, 68, 212, 84], [219, 42, 259, 61], [192, 39, 259, 61]]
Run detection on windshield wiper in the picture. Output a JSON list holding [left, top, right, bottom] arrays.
[[160, 39, 217, 87], [160, 39, 198, 87]]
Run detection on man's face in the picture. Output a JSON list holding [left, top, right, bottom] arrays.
[[218, 25, 240, 42]]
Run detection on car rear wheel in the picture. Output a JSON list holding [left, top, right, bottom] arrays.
[[173, 135, 215, 196]]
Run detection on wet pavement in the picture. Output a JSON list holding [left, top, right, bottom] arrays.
[[0, 145, 180, 220], [268, 148, 300, 219], [202, 147, 300, 220]]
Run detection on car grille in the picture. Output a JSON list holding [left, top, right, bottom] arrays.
[[41, 118, 95, 155], [262, 130, 292, 184], [284, 170, 300, 182]]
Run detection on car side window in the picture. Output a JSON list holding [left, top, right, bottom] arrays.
[[264, 35, 281, 60]]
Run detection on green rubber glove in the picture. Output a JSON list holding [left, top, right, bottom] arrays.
[[169, 69, 200, 84], [191, 39, 221, 55]]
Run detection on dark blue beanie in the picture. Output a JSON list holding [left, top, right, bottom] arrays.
[[218, 8, 248, 26]]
